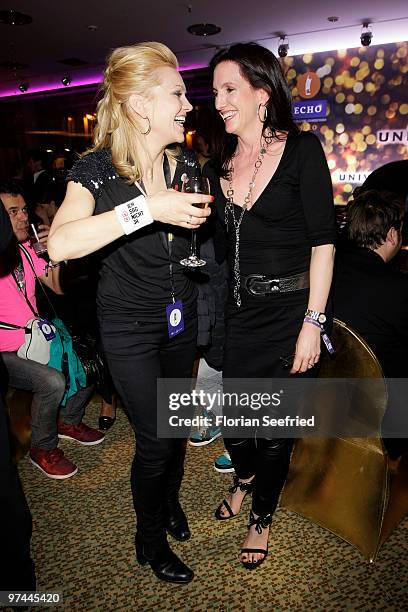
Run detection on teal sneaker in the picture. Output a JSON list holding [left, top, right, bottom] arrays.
[[214, 451, 234, 473], [189, 426, 221, 447]]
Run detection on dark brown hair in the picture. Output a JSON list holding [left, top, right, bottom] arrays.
[[347, 189, 404, 249], [210, 42, 298, 178]]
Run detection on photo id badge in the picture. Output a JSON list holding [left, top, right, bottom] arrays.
[[38, 319, 56, 342], [166, 300, 184, 338]]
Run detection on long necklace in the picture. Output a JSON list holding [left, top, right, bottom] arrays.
[[225, 143, 268, 308]]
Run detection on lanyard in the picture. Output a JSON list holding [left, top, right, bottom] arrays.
[[163, 154, 176, 303], [11, 252, 39, 317], [11, 244, 58, 320], [136, 154, 176, 303]]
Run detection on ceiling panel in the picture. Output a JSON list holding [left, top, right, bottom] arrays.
[[0, 0, 407, 97]]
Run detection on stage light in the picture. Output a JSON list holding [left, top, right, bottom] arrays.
[[278, 36, 289, 58], [360, 23, 373, 47], [61, 76, 71, 86], [18, 81, 29, 93]]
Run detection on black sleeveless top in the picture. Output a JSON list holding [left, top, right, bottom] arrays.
[[68, 148, 200, 323]]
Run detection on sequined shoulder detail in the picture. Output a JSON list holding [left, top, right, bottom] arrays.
[[67, 149, 119, 199]]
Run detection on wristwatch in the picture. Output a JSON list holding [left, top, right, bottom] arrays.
[[305, 309, 327, 324]]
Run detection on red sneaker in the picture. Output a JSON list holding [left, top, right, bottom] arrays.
[[30, 447, 78, 480], [58, 421, 105, 446]]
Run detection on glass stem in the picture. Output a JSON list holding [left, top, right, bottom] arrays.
[[190, 229, 197, 257]]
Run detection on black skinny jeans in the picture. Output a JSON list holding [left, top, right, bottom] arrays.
[[101, 315, 197, 550], [223, 291, 313, 517]]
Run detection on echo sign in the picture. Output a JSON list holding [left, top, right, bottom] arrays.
[[293, 99, 327, 122]]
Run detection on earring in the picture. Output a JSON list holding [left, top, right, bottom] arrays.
[[257, 104, 268, 123], [139, 116, 151, 135], [133, 109, 151, 135]]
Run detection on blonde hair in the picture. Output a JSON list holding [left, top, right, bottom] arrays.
[[88, 41, 179, 183]]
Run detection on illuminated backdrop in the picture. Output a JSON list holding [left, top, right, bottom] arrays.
[[284, 41, 408, 204]]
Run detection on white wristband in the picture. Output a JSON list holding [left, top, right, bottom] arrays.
[[114, 195, 154, 235]]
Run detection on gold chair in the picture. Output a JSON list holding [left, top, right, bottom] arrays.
[[281, 318, 408, 562]]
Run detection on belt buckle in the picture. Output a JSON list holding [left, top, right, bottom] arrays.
[[267, 278, 280, 293], [245, 275, 280, 295]]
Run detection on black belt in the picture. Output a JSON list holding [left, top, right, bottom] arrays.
[[242, 271, 309, 296]]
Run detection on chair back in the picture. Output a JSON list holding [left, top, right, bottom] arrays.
[[313, 318, 387, 446], [281, 319, 400, 562]]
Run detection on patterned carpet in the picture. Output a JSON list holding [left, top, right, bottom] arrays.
[[18, 399, 408, 611]]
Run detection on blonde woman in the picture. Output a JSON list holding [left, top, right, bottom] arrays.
[[48, 42, 211, 584]]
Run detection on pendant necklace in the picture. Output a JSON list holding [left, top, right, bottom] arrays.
[[225, 142, 268, 308]]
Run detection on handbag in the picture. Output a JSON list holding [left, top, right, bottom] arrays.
[[0, 317, 56, 364]]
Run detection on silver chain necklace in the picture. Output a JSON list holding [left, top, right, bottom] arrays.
[[225, 143, 268, 308]]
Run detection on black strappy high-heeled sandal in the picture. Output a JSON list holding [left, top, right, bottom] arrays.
[[214, 475, 254, 520], [241, 509, 272, 570]]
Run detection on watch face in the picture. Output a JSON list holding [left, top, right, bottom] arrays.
[[318, 313, 327, 324]]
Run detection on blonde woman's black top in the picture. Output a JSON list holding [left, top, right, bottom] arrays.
[[68, 148, 199, 323]]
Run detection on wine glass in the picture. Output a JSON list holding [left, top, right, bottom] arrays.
[[180, 176, 210, 268], [30, 223, 47, 256]]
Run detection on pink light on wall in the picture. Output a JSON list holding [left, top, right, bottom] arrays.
[[0, 74, 103, 99], [0, 63, 208, 99], [179, 62, 207, 72]]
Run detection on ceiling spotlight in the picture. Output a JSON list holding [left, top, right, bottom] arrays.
[[61, 76, 71, 86], [278, 36, 289, 58], [187, 23, 221, 36], [360, 23, 373, 47], [18, 81, 29, 93]]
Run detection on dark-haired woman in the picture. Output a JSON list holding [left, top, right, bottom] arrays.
[[209, 43, 336, 569]]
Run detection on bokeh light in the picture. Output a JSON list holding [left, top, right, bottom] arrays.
[[287, 41, 407, 204]]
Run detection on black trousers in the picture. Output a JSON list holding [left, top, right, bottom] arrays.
[[101, 315, 197, 549], [223, 290, 312, 517]]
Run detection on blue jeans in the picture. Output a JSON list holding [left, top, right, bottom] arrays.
[[2, 351, 93, 450]]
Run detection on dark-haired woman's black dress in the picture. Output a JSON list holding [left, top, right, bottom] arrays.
[[211, 131, 336, 518]]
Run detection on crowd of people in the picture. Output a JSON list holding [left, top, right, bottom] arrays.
[[1, 39, 407, 591]]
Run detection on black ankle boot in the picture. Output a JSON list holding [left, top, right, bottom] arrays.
[[165, 503, 191, 541], [135, 537, 194, 583]]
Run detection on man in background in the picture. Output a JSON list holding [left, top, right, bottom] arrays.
[[26, 148, 55, 207], [0, 180, 103, 480], [333, 190, 408, 458]]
